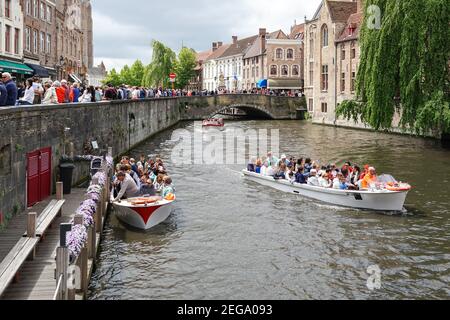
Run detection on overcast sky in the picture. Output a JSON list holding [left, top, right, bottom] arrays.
[[92, 0, 322, 71]]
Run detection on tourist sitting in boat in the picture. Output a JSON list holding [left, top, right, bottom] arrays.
[[295, 167, 307, 184], [307, 169, 320, 187], [154, 174, 165, 193], [247, 157, 257, 172], [304, 158, 313, 174], [162, 176, 175, 198], [318, 170, 332, 188], [267, 152, 279, 167], [361, 167, 378, 190], [278, 154, 290, 167], [255, 159, 263, 174], [140, 174, 157, 196], [120, 164, 141, 189], [274, 163, 288, 180], [113, 171, 140, 201]]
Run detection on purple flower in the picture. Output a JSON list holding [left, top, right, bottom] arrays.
[[66, 224, 87, 259]]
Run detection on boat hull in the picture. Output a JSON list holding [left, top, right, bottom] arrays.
[[243, 170, 408, 212], [113, 199, 175, 230]]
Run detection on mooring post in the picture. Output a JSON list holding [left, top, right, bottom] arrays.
[[56, 223, 72, 300], [27, 212, 37, 261]]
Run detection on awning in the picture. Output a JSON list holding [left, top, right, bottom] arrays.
[[0, 60, 34, 75], [69, 73, 82, 83], [257, 79, 268, 88], [268, 79, 302, 90], [25, 63, 49, 78]]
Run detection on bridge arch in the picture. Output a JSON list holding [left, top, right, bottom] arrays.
[[208, 104, 275, 119]]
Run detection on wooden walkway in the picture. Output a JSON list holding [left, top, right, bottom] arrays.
[[0, 189, 86, 300]]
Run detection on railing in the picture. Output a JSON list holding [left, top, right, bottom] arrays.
[[53, 147, 112, 300]]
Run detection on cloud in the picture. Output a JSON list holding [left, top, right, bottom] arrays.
[[92, 0, 322, 70]]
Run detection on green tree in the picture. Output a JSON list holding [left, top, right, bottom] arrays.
[[120, 65, 133, 86], [130, 60, 145, 86], [143, 40, 177, 88], [102, 68, 122, 87], [176, 47, 197, 89], [337, 0, 450, 136]]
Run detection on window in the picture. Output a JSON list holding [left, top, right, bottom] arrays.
[[341, 73, 346, 92], [256, 56, 259, 64], [26, 0, 31, 15], [321, 103, 328, 113], [281, 65, 289, 76], [252, 67, 255, 77], [351, 41, 356, 59], [47, 5, 52, 23], [351, 72, 356, 92], [321, 65, 328, 91], [309, 32, 314, 58], [25, 27, 31, 51], [40, 32, 45, 53], [256, 66, 259, 78], [341, 44, 346, 60], [321, 24, 328, 47], [40, 2, 45, 20], [309, 62, 314, 86], [5, 25, 11, 52], [287, 48, 294, 59], [33, 0, 38, 18], [308, 99, 314, 112], [5, 0, 12, 18], [46, 34, 51, 53], [292, 65, 300, 76], [33, 29, 38, 54], [14, 28, 19, 54], [276, 48, 283, 60], [270, 65, 277, 76]]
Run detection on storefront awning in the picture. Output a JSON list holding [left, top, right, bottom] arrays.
[[25, 63, 49, 78], [268, 79, 302, 90], [69, 73, 82, 83], [257, 79, 268, 88], [0, 60, 34, 75]]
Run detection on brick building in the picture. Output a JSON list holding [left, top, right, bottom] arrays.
[[303, 0, 362, 124]]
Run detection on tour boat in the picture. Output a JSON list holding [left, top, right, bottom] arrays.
[[202, 119, 224, 127], [242, 170, 410, 212], [112, 196, 176, 230]]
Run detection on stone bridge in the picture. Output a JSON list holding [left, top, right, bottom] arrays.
[[178, 94, 306, 120]]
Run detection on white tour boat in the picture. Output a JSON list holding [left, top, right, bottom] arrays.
[[242, 170, 410, 212], [112, 196, 176, 230]]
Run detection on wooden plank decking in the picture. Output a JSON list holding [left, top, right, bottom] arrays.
[[0, 189, 92, 300]]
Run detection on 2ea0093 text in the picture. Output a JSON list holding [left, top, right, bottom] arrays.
[[177, 305, 273, 318]]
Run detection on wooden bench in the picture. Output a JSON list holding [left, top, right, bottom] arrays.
[[0, 213, 40, 298]]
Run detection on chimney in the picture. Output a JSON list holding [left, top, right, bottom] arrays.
[[357, 0, 363, 12], [217, 42, 223, 47], [259, 28, 267, 53], [232, 36, 238, 45], [212, 42, 218, 51]]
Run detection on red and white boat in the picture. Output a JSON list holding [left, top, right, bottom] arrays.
[[112, 196, 176, 230], [202, 118, 224, 127]]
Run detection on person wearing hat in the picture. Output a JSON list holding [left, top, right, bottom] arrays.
[[361, 167, 378, 189], [307, 169, 320, 187]]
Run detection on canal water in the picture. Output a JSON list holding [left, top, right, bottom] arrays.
[[88, 121, 450, 300]]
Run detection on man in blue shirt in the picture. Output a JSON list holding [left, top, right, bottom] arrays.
[[2, 73, 18, 106], [0, 81, 7, 106]]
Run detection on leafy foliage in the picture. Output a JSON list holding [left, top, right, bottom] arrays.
[[339, 0, 450, 136], [175, 47, 197, 89], [142, 40, 177, 88]]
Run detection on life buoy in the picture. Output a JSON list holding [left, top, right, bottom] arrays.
[[130, 196, 163, 205], [165, 193, 176, 201], [386, 185, 411, 192]]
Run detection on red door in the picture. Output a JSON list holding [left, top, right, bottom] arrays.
[[27, 147, 52, 207]]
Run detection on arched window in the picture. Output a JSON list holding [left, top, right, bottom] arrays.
[[281, 65, 289, 76], [270, 65, 277, 76], [321, 24, 328, 47], [276, 48, 283, 60], [292, 65, 300, 76], [286, 48, 294, 59]]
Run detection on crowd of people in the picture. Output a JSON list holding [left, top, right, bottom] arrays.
[[112, 155, 175, 202], [247, 152, 379, 191], [0, 72, 305, 108]]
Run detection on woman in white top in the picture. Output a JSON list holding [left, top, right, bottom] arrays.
[[80, 86, 96, 103], [42, 82, 58, 104], [19, 79, 34, 105]]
